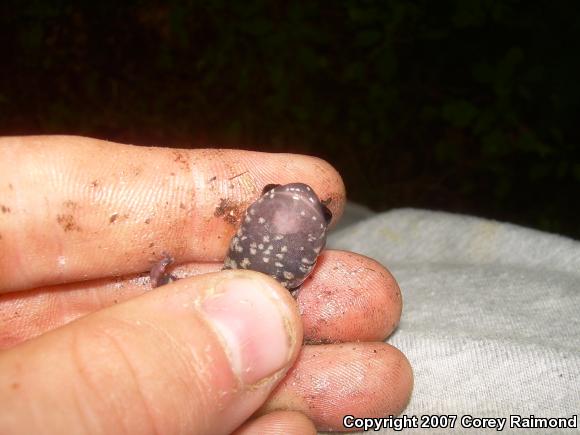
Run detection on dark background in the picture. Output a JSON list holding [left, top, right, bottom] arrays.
[[1, 1, 578, 238]]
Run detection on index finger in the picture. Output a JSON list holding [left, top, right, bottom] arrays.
[[0, 136, 345, 293]]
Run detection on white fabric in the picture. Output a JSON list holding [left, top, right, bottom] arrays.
[[327, 208, 580, 434]]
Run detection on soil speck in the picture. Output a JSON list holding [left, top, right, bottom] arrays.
[[214, 198, 242, 225], [57, 214, 81, 232], [172, 151, 190, 171]]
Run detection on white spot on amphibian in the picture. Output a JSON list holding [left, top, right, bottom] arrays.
[[312, 215, 317, 221], [250, 248, 257, 255], [258, 217, 265, 224], [275, 262, 284, 267], [283, 271, 295, 280], [263, 235, 270, 242], [299, 246, 304, 251], [249, 208, 256, 215], [300, 210, 306, 216], [245, 216, 252, 223], [292, 195, 300, 200], [250, 242, 257, 248], [262, 257, 270, 263], [301, 257, 310, 264], [274, 234, 284, 240], [240, 258, 251, 268], [276, 253, 284, 259], [235, 245, 243, 252], [281, 246, 288, 252], [258, 243, 264, 249]]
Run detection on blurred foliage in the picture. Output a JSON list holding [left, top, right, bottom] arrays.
[[1, 0, 578, 238]]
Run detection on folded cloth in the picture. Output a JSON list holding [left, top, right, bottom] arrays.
[[328, 208, 580, 434]]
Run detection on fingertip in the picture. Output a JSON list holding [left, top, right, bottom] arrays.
[[249, 152, 346, 227], [262, 342, 413, 431], [385, 343, 414, 415], [198, 270, 303, 384], [298, 250, 403, 343], [295, 154, 346, 228]]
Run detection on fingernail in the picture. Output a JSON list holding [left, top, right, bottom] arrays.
[[202, 276, 293, 385]]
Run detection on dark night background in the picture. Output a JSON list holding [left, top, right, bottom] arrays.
[[1, 1, 578, 238]]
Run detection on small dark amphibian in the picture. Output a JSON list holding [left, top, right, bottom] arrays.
[[149, 183, 331, 289], [223, 183, 332, 289]]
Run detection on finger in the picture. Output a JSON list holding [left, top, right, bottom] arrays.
[[0, 135, 345, 293], [233, 411, 316, 435], [297, 250, 402, 343], [260, 343, 413, 432], [1, 251, 400, 348], [0, 270, 302, 435], [0, 263, 219, 349]]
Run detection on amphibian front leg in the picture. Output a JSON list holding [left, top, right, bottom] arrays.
[[149, 252, 175, 288]]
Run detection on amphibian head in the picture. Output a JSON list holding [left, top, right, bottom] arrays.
[[224, 183, 332, 289]]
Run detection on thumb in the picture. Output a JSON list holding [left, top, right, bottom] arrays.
[[0, 270, 302, 435]]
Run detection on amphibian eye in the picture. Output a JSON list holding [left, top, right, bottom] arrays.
[[261, 184, 281, 195], [322, 204, 333, 225]]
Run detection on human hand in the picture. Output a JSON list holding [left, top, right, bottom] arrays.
[[0, 136, 412, 433]]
